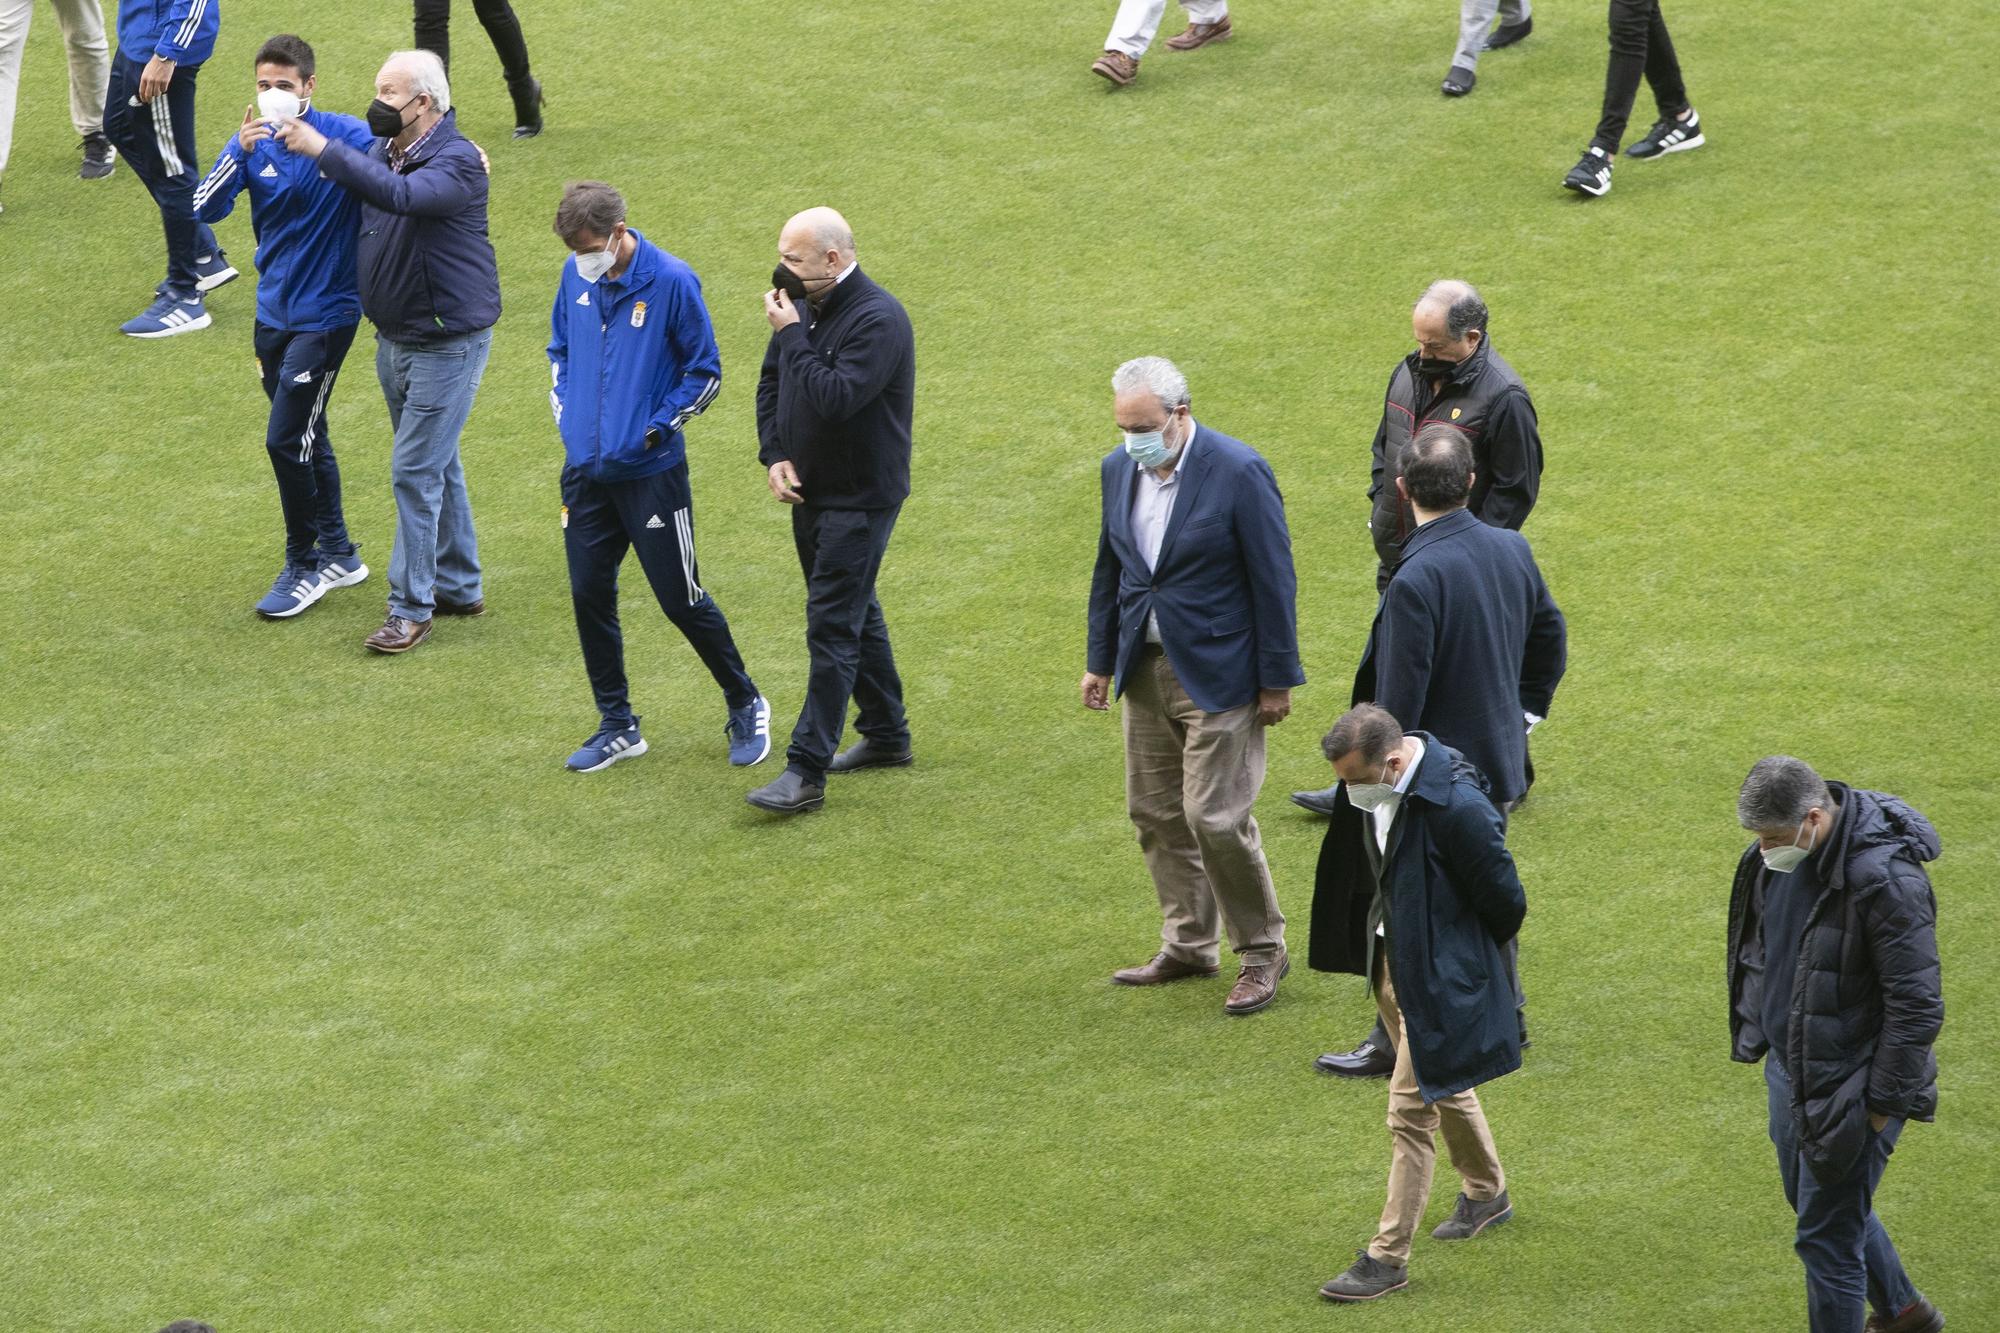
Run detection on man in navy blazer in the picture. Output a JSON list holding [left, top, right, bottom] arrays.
[[1082, 357, 1305, 1016], [1315, 424, 1565, 1078]]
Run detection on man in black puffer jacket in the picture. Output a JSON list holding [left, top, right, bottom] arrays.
[[1728, 756, 1945, 1333]]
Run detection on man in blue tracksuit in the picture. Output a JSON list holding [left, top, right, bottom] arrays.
[[193, 33, 373, 619], [105, 0, 236, 336], [547, 181, 768, 773]]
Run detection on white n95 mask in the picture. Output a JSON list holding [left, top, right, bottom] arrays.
[[258, 88, 305, 122]]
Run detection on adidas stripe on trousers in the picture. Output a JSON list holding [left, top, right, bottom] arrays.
[[561, 459, 757, 728], [103, 51, 220, 297], [256, 321, 359, 567]]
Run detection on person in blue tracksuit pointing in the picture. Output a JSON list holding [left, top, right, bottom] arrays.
[[194, 34, 373, 619], [547, 180, 769, 774]]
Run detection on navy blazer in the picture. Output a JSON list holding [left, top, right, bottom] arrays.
[[1088, 424, 1305, 714], [1350, 507, 1566, 804]]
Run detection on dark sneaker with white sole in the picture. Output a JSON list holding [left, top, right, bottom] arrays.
[[255, 563, 329, 618], [1626, 108, 1705, 158], [567, 719, 647, 773], [80, 132, 118, 179], [1431, 1189, 1513, 1240], [1563, 146, 1614, 196], [726, 695, 773, 766], [193, 250, 238, 292], [1319, 1251, 1409, 1303]]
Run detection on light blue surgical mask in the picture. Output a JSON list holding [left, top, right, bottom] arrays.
[[1123, 414, 1182, 469]]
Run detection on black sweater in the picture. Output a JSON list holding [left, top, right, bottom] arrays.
[[756, 268, 915, 511]]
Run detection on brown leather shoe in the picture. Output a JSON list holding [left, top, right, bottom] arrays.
[[1091, 50, 1139, 85], [1112, 951, 1219, 985], [1165, 16, 1232, 49], [1224, 951, 1289, 1015], [434, 598, 485, 617], [364, 613, 432, 654]]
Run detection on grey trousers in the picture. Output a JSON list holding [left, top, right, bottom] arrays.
[[1452, 0, 1530, 71]]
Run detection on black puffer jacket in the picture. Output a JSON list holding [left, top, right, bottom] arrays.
[[1727, 784, 1944, 1183]]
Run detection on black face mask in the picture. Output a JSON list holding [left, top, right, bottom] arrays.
[[771, 263, 813, 304], [1414, 354, 1459, 379], [367, 96, 415, 139]]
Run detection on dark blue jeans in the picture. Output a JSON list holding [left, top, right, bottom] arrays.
[[1765, 1059, 1920, 1333], [784, 503, 908, 783]]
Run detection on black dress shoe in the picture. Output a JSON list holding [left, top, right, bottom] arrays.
[[828, 738, 913, 773], [1484, 15, 1532, 49], [746, 769, 825, 814], [1291, 785, 1340, 816], [1442, 64, 1476, 96], [1314, 1040, 1394, 1078]]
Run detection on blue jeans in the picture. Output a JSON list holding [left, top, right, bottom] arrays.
[[1765, 1059, 1920, 1333], [376, 329, 490, 621]]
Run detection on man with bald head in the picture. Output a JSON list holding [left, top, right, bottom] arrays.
[[276, 49, 500, 655], [746, 207, 916, 815]]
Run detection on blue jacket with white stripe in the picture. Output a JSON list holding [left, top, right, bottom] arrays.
[[193, 108, 373, 332], [548, 229, 722, 482], [117, 0, 218, 64]]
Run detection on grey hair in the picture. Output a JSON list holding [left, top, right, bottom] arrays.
[[1416, 279, 1488, 341], [1323, 703, 1404, 766], [554, 180, 625, 243], [1738, 756, 1834, 830], [385, 48, 451, 113], [1111, 356, 1190, 413]]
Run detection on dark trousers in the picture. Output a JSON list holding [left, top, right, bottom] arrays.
[[1365, 802, 1527, 1052], [786, 503, 909, 783], [102, 52, 220, 297], [1765, 1060, 1921, 1332], [1592, 0, 1691, 153], [413, 0, 532, 83], [256, 321, 358, 566], [563, 462, 756, 728]]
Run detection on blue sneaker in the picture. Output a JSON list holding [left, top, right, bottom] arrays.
[[726, 695, 772, 766], [193, 250, 238, 292], [316, 550, 370, 591], [566, 719, 648, 773], [254, 563, 330, 619], [121, 291, 211, 338]]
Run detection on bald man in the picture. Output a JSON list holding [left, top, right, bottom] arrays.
[[746, 207, 917, 816]]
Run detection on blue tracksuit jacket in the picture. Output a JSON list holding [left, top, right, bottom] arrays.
[[191, 108, 374, 332], [548, 229, 722, 481], [116, 0, 218, 64]]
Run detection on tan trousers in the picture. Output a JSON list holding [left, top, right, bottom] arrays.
[[1120, 648, 1285, 968], [0, 0, 110, 176], [1369, 958, 1505, 1265]]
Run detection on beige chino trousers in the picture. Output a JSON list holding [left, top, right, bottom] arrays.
[[1120, 647, 1285, 969]]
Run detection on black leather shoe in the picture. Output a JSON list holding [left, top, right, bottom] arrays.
[[1314, 1040, 1394, 1078], [1484, 15, 1532, 49], [746, 770, 825, 814], [1291, 785, 1341, 816], [1442, 64, 1476, 96], [828, 738, 913, 773]]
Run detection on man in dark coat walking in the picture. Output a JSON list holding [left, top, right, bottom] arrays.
[[1309, 704, 1525, 1304], [1729, 756, 1946, 1333], [1312, 425, 1565, 1078]]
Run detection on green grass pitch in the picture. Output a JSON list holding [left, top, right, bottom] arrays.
[[1, 0, 1994, 1328]]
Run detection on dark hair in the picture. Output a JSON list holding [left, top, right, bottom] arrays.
[[1322, 703, 1403, 766], [253, 34, 314, 79], [554, 181, 625, 244], [1399, 423, 1474, 510], [155, 1322, 218, 1333]]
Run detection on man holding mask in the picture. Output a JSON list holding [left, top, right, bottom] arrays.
[[1083, 356, 1302, 1016], [545, 180, 769, 773], [193, 34, 374, 620], [1728, 757, 1945, 1333], [274, 49, 499, 655], [746, 207, 915, 816]]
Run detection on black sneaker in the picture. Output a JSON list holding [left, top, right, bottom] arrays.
[[1562, 146, 1614, 197], [80, 131, 118, 180], [1319, 1251, 1409, 1303], [1441, 65, 1476, 97], [509, 75, 545, 139], [1626, 108, 1706, 158], [1484, 15, 1532, 49]]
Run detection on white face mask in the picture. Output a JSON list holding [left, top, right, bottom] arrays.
[[257, 88, 305, 122], [1345, 759, 1397, 812], [574, 231, 621, 283], [1761, 819, 1817, 874]]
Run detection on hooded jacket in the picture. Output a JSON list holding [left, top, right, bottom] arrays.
[[1727, 783, 1944, 1183]]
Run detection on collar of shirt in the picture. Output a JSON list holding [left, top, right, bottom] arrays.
[[389, 117, 442, 171], [1371, 735, 1427, 851], [832, 259, 858, 286]]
